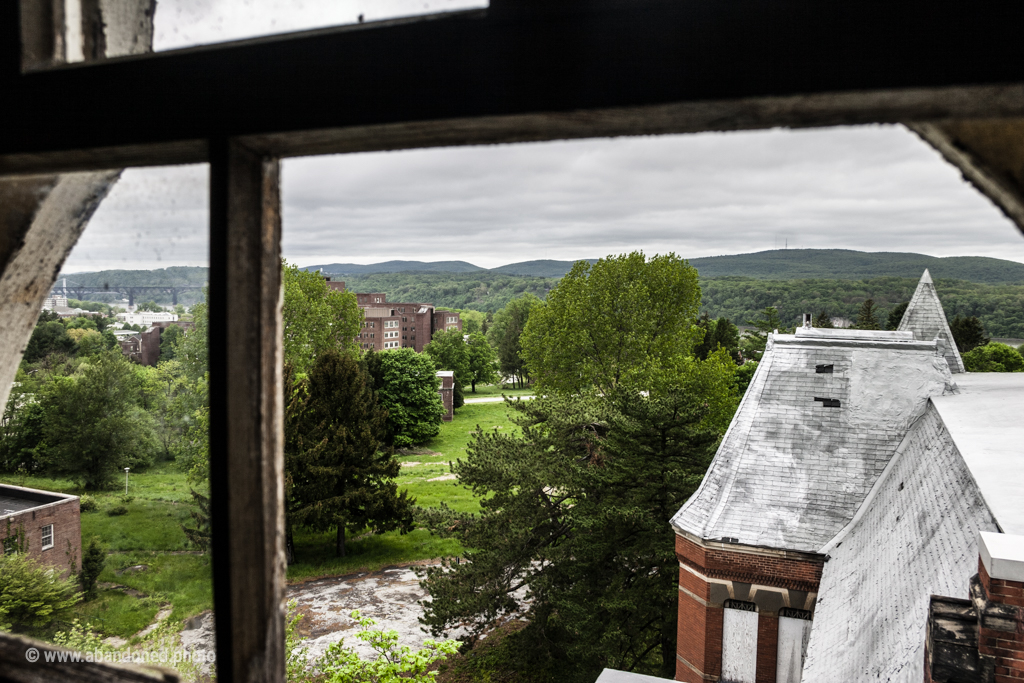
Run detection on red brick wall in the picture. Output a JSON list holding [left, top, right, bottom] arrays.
[[674, 533, 824, 682], [676, 534, 823, 593], [979, 560, 1024, 683], [1, 497, 81, 577], [756, 615, 779, 683]]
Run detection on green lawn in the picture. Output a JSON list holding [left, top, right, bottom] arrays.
[[467, 383, 536, 398], [0, 402, 521, 636]]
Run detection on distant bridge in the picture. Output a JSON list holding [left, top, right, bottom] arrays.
[[51, 283, 205, 306]]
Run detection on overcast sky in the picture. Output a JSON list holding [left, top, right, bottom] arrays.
[[61, 1, 1024, 274]]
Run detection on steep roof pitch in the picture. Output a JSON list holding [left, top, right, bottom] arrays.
[[898, 269, 965, 374], [671, 327, 956, 553], [802, 402, 998, 682]]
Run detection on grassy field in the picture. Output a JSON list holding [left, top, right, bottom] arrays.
[[467, 383, 535, 398], [1, 398, 521, 638]]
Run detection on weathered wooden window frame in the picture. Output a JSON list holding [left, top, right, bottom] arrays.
[[2, 1, 1024, 682]]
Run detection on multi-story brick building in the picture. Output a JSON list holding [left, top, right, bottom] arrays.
[[325, 278, 461, 352], [671, 270, 1024, 683], [0, 484, 81, 577]]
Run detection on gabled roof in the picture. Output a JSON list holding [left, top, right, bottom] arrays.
[[898, 269, 965, 374], [671, 327, 956, 553], [802, 402, 998, 682]]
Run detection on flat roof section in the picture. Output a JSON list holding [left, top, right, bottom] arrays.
[[932, 373, 1024, 535], [0, 484, 67, 517]]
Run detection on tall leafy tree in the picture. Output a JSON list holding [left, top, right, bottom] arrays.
[[35, 352, 157, 489], [282, 261, 362, 375], [421, 355, 737, 682], [285, 351, 414, 557], [487, 294, 542, 389], [854, 299, 881, 330], [522, 253, 702, 396], [962, 342, 1024, 372], [424, 328, 471, 407], [466, 332, 499, 392], [422, 252, 737, 682], [950, 315, 990, 353], [159, 324, 183, 361], [363, 349, 444, 448]]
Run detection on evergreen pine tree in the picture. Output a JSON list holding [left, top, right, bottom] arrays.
[[181, 488, 211, 553], [949, 315, 990, 353], [79, 538, 106, 600], [886, 301, 909, 330], [813, 310, 834, 328], [854, 299, 881, 330], [285, 351, 414, 558]]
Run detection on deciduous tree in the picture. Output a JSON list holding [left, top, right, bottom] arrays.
[[424, 328, 471, 407], [35, 352, 157, 489], [487, 294, 542, 389], [282, 261, 362, 375], [521, 253, 702, 396], [466, 332, 499, 392], [364, 350, 444, 448]]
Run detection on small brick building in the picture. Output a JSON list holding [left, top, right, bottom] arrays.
[[436, 370, 455, 422], [0, 483, 81, 577]]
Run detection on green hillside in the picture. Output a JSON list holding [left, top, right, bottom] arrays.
[[341, 272, 559, 311], [688, 249, 1024, 284], [699, 276, 1024, 338]]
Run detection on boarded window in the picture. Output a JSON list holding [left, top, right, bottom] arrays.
[[722, 601, 758, 683], [776, 612, 812, 683]]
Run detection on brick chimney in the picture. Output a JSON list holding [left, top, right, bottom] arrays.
[[926, 532, 1024, 683]]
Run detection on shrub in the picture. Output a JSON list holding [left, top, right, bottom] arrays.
[[79, 538, 106, 600], [119, 494, 134, 506], [0, 553, 81, 631], [78, 495, 97, 512], [962, 342, 1024, 373], [107, 505, 128, 517]]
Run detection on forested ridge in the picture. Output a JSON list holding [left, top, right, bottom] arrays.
[[57, 253, 1024, 337]]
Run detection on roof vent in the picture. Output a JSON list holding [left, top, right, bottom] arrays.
[[814, 397, 841, 408]]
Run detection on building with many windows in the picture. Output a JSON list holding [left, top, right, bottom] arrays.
[[325, 279, 461, 352]]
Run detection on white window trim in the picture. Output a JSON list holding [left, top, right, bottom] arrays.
[[40, 524, 53, 550]]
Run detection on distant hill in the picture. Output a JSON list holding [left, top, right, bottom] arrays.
[[305, 250, 1024, 284], [57, 266, 209, 287], [688, 249, 1024, 284], [490, 259, 600, 277], [303, 260, 484, 275]]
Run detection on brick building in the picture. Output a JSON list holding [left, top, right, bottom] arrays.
[[437, 370, 455, 422], [117, 320, 195, 366], [325, 278, 461, 352], [671, 270, 1024, 683], [0, 484, 81, 577]]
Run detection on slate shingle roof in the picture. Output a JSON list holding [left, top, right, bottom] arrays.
[[671, 327, 956, 553], [898, 269, 965, 374], [802, 402, 999, 682]]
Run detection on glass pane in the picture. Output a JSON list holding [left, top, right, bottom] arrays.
[[154, 0, 488, 52], [0, 165, 215, 679]]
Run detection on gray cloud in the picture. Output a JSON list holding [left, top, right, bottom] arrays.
[[66, 125, 1024, 274]]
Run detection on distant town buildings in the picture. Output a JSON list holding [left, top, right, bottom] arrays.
[[116, 311, 179, 327], [671, 270, 1024, 683], [325, 278, 462, 352], [117, 320, 194, 366], [0, 484, 81, 576]]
